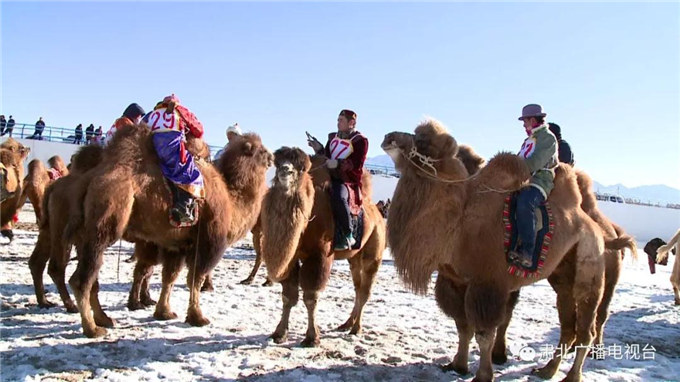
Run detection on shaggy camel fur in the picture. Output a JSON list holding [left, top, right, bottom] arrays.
[[28, 145, 104, 312], [261, 147, 386, 346], [18, 155, 68, 223], [656, 229, 680, 305], [382, 119, 608, 382], [66, 124, 271, 338], [1, 139, 30, 228]]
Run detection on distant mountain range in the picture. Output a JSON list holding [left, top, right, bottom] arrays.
[[365, 155, 680, 205]]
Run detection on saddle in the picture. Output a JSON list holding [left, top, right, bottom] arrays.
[[503, 193, 555, 278]]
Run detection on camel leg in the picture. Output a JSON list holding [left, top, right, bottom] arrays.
[[338, 251, 380, 335], [240, 253, 263, 285], [299, 252, 332, 347], [47, 242, 78, 313], [533, 279, 577, 379], [271, 261, 300, 344], [435, 275, 472, 376], [153, 253, 183, 321], [594, 251, 621, 347], [473, 330, 497, 382], [69, 241, 107, 338], [185, 265, 210, 326], [128, 257, 155, 310], [201, 272, 214, 292], [90, 279, 115, 327], [29, 230, 55, 308], [673, 285, 680, 305], [492, 290, 520, 364], [336, 256, 363, 332]]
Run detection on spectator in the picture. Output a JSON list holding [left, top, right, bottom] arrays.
[[74, 124, 83, 144], [0, 115, 6, 135], [30, 117, 46, 140], [548, 122, 574, 166], [94, 125, 103, 145], [2, 116, 15, 137], [85, 124, 95, 145], [213, 123, 242, 161]]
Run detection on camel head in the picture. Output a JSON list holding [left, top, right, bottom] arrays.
[[272, 146, 311, 192], [217, 133, 274, 181], [381, 131, 415, 169], [0, 138, 31, 161], [413, 119, 458, 160]]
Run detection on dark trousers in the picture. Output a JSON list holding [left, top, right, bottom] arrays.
[[516, 186, 545, 255], [330, 179, 352, 237]]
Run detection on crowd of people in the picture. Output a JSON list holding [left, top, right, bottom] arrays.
[[0, 114, 107, 145]]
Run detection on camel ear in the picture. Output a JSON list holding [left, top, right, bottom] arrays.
[[243, 142, 253, 155]]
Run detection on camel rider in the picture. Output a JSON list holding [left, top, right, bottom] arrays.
[[308, 109, 368, 250], [103, 103, 146, 146], [509, 104, 558, 268], [143, 94, 205, 224]]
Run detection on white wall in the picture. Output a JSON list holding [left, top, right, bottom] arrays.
[[370, 175, 680, 244]]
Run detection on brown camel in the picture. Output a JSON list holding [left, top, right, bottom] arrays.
[[382, 119, 608, 382], [29, 145, 104, 312], [18, 155, 69, 223], [239, 218, 273, 286], [1, 138, 30, 238], [66, 123, 272, 337], [260, 147, 386, 346]]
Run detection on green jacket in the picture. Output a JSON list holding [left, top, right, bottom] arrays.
[[518, 124, 558, 197]]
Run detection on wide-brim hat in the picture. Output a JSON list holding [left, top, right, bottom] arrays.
[[518, 104, 547, 120]]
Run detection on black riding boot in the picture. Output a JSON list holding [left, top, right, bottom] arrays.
[[170, 185, 196, 224]]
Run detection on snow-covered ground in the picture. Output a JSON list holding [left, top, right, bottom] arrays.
[[1, 205, 679, 382]]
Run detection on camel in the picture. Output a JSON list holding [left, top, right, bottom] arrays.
[[239, 218, 273, 286], [66, 123, 272, 338], [382, 119, 609, 382], [1, 138, 30, 240], [28, 145, 104, 313], [260, 147, 386, 346], [17, 155, 68, 224], [656, 228, 680, 305]]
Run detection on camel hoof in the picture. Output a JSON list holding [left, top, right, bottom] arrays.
[[349, 326, 362, 335], [262, 280, 273, 287], [674, 299, 680, 306], [141, 297, 157, 307], [492, 352, 508, 365], [239, 278, 254, 285], [471, 377, 493, 382], [94, 315, 116, 328], [84, 326, 107, 338], [128, 301, 145, 311], [63, 301, 78, 313], [300, 337, 320, 348], [186, 314, 210, 327], [200, 285, 214, 292], [38, 301, 57, 309], [335, 323, 352, 332], [532, 366, 557, 380], [270, 331, 288, 344], [441, 361, 469, 376], [154, 310, 178, 321]]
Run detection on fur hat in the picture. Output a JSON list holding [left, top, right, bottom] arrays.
[[226, 123, 242, 136], [339, 109, 357, 121]]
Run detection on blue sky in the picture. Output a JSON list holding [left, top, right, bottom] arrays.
[[1, 2, 679, 189]]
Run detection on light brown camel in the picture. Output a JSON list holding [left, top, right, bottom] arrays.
[[66, 123, 271, 338], [656, 228, 680, 305], [261, 147, 386, 346], [1, 138, 30, 238], [382, 119, 608, 382]]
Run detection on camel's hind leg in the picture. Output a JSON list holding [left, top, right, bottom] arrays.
[[492, 290, 520, 365], [299, 252, 333, 347], [271, 260, 300, 344], [47, 240, 77, 313], [90, 279, 115, 327], [594, 250, 621, 347], [153, 251, 183, 321], [336, 247, 381, 335], [434, 275, 472, 376], [69, 241, 108, 338], [29, 229, 55, 309]]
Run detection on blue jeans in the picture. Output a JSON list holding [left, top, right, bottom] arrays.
[[330, 179, 352, 237], [516, 186, 545, 256]]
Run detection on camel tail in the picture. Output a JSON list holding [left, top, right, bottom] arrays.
[[605, 234, 638, 261], [464, 282, 507, 331]]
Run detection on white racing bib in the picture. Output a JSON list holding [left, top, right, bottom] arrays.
[[518, 137, 536, 159], [146, 109, 181, 133], [328, 136, 354, 160]]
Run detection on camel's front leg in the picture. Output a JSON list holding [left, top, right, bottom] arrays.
[[69, 242, 107, 338], [29, 231, 55, 309], [185, 266, 209, 326], [492, 290, 520, 364], [301, 289, 321, 347], [299, 252, 332, 347], [271, 261, 300, 343], [472, 330, 498, 382]]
